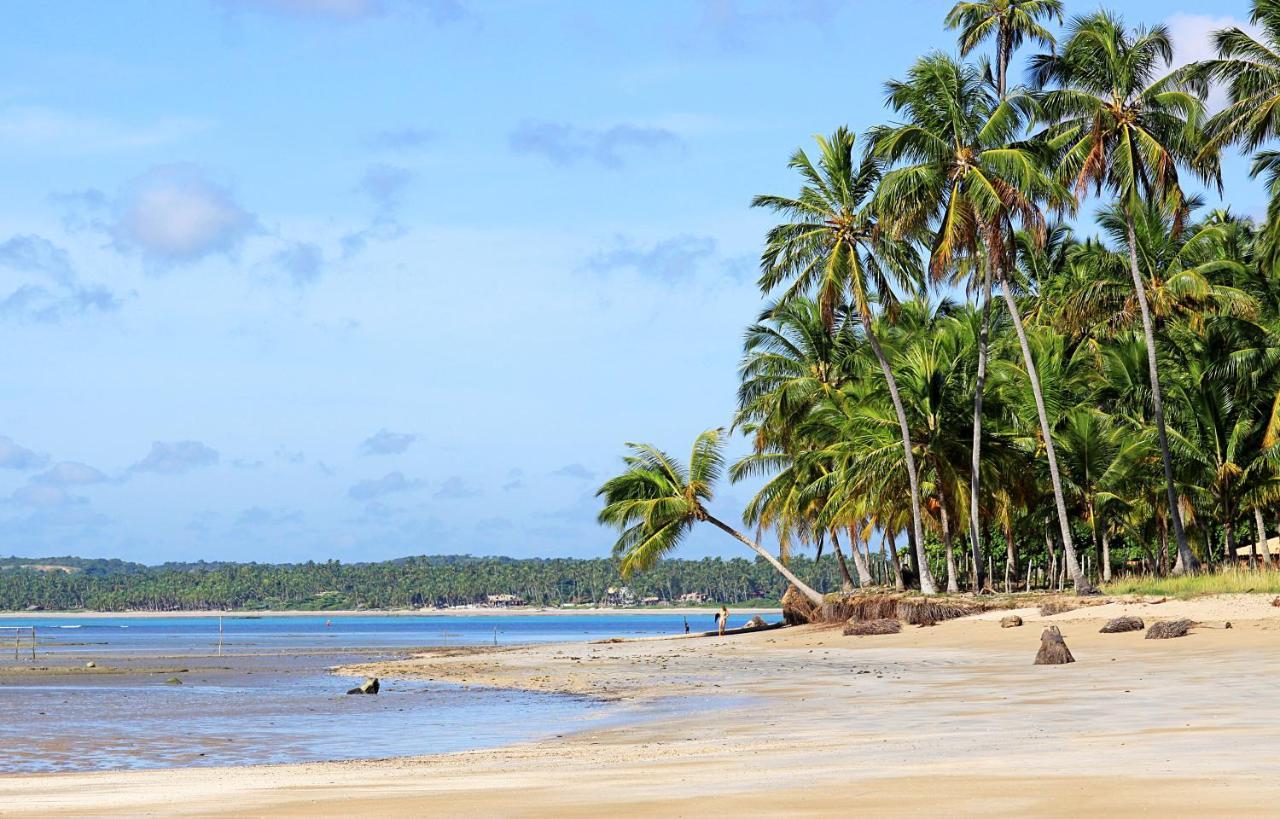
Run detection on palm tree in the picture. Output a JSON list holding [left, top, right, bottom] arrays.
[[752, 127, 938, 594], [945, 0, 1063, 97], [596, 428, 826, 605], [872, 53, 1091, 593], [1033, 10, 1221, 574]]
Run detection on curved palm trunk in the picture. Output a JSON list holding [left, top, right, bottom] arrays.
[[830, 529, 856, 592], [846, 525, 874, 588], [1254, 507, 1268, 571], [703, 514, 825, 605], [885, 530, 905, 591], [1125, 218, 1196, 574], [860, 313, 938, 594], [998, 275, 1090, 594], [968, 268, 993, 593]]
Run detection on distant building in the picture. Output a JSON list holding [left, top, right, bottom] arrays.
[[485, 593, 527, 607], [604, 586, 635, 606], [641, 596, 664, 606], [677, 591, 707, 604]]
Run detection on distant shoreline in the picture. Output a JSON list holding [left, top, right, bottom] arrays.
[[0, 606, 780, 619]]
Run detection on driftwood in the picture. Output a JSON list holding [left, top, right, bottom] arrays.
[[1034, 626, 1075, 665], [1146, 619, 1195, 640], [1000, 615, 1023, 628], [1100, 616, 1145, 634], [842, 618, 901, 636]]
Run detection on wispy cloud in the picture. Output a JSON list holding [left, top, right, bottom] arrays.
[[434, 476, 480, 499], [366, 127, 438, 150], [585, 234, 717, 280], [509, 120, 681, 168], [220, 0, 468, 23], [0, 436, 48, 471], [360, 429, 417, 455], [551, 463, 594, 480], [0, 234, 120, 323], [0, 106, 208, 154], [112, 164, 258, 266], [33, 462, 109, 486], [129, 441, 220, 475], [348, 470, 424, 500]]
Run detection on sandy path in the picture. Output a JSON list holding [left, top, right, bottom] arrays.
[[3, 594, 1277, 817]]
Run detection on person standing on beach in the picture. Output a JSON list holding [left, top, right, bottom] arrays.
[[718, 605, 728, 636]]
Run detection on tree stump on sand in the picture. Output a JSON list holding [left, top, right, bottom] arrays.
[[1034, 626, 1075, 665], [1100, 616, 1145, 634], [1146, 619, 1195, 639], [781, 585, 819, 625], [1000, 615, 1023, 628], [843, 618, 901, 636], [347, 677, 380, 694]]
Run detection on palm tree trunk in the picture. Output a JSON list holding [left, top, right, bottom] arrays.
[[1101, 525, 1112, 583], [1124, 217, 1195, 574], [885, 529, 905, 591], [703, 514, 825, 605], [861, 314, 938, 594], [998, 275, 1090, 593], [968, 267, 993, 593], [937, 475, 960, 593], [846, 525, 874, 588], [830, 529, 856, 592], [1252, 506, 1267, 571]]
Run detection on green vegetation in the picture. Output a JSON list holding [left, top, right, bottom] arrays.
[[0, 554, 847, 612], [599, 1, 1280, 597], [1102, 568, 1280, 598]]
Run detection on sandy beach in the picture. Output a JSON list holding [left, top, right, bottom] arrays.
[[2, 593, 1278, 817]]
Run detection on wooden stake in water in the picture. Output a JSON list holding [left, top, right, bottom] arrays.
[[218, 616, 224, 656], [493, 626, 498, 646]]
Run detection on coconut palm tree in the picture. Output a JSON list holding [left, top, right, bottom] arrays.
[[1032, 10, 1221, 574], [872, 53, 1091, 593], [945, 0, 1063, 97], [752, 127, 938, 594], [596, 428, 826, 606]]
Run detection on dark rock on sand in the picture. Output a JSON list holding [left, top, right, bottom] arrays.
[[347, 677, 380, 695], [1034, 626, 1075, 665], [1000, 615, 1023, 628], [1100, 616, 1145, 634], [843, 618, 901, 636], [1146, 619, 1195, 639]]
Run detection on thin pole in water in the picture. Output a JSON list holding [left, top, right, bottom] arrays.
[[218, 616, 224, 656], [493, 626, 498, 646], [30, 627, 34, 661]]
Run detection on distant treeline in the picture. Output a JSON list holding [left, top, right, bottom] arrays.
[[0, 554, 847, 612]]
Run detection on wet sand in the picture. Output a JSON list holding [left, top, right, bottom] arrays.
[[2, 594, 1278, 816]]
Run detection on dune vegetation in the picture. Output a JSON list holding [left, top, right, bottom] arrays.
[[599, 1, 1280, 597]]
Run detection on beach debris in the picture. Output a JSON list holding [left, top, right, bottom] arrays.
[[842, 618, 901, 636], [822, 590, 988, 626], [742, 615, 768, 629], [1100, 616, 1145, 634], [1034, 626, 1075, 665], [84, 661, 96, 668], [346, 677, 380, 695], [1272, 596, 1280, 608], [1146, 619, 1195, 639], [782, 584, 820, 625], [1000, 615, 1023, 628], [164, 677, 183, 685]]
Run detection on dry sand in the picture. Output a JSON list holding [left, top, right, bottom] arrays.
[[2, 593, 1278, 817]]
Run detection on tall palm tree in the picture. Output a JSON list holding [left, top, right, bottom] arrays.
[[872, 53, 1091, 593], [1033, 10, 1221, 574], [752, 127, 938, 594], [945, 0, 1063, 97], [596, 428, 825, 605]]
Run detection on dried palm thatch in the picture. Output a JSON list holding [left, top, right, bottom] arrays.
[[782, 584, 821, 625], [843, 618, 901, 636], [1039, 597, 1108, 617], [1099, 616, 1145, 634], [1034, 626, 1075, 665], [1146, 619, 1196, 639], [821, 590, 988, 625]]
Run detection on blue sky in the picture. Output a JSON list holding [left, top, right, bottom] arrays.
[[0, 0, 1266, 564]]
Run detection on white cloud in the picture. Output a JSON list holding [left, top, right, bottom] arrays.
[[33, 462, 109, 486], [1165, 12, 1261, 112], [0, 106, 208, 154], [0, 436, 48, 470], [129, 440, 220, 475], [113, 165, 257, 265]]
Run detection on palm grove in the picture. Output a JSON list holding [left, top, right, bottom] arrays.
[[599, 1, 1280, 599]]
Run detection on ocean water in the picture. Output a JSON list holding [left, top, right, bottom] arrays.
[[0, 612, 766, 773], [6, 612, 743, 654]]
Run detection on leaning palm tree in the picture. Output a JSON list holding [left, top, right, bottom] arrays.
[[752, 127, 938, 594], [871, 53, 1090, 593], [1032, 10, 1221, 574], [597, 428, 825, 605], [945, 0, 1063, 97]]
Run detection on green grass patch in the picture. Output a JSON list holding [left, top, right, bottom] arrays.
[[1102, 568, 1280, 598]]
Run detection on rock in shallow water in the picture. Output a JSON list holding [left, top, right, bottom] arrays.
[[347, 677, 380, 695]]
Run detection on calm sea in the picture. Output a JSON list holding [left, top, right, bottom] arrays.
[[0, 612, 771, 773]]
